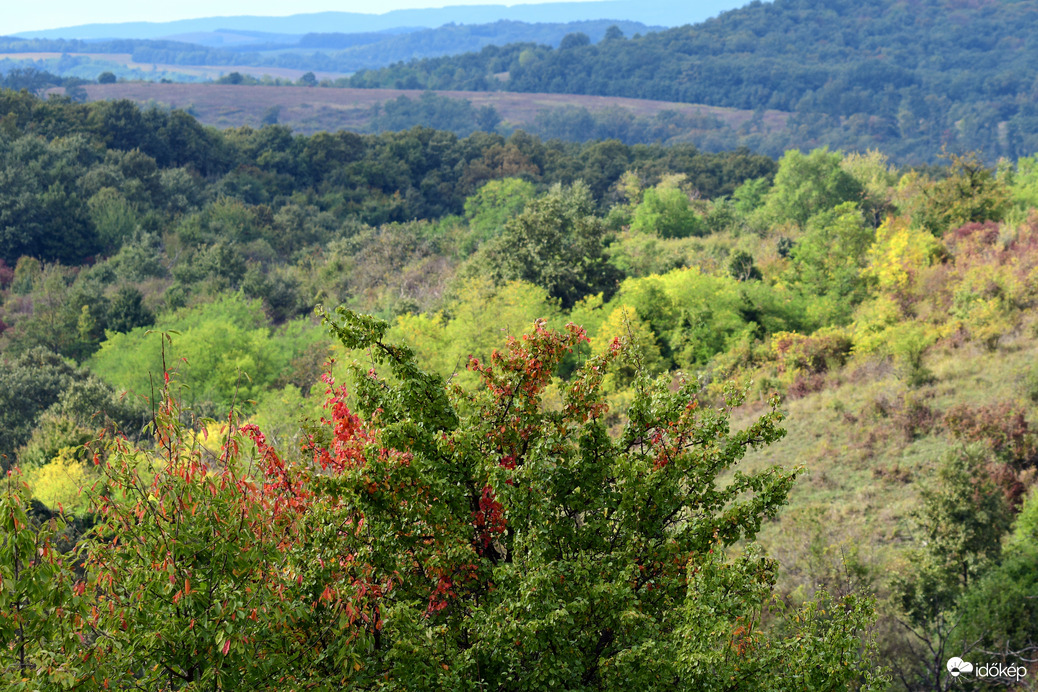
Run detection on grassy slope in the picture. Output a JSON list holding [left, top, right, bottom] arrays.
[[741, 320, 1038, 584], [50, 82, 790, 136]]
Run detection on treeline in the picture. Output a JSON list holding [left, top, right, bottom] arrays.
[[0, 88, 773, 266], [0, 20, 654, 76], [359, 93, 747, 149], [344, 0, 1038, 162]]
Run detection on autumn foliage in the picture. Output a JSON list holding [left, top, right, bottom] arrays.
[[2, 313, 883, 689]]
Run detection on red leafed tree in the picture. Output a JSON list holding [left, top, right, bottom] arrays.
[[4, 314, 883, 689], [66, 346, 386, 689]]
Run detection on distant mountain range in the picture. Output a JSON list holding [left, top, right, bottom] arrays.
[[11, 0, 751, 41]]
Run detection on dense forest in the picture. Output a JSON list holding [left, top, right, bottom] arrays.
[[6, 0, 1038, 161], [344, 0, 1038, 163], [2, 89, 1038, 689]]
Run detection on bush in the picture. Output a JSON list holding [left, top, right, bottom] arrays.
[[2, 313, 886, 689]]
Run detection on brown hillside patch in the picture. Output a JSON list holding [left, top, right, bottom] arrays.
[[55, 83, 791, 136]]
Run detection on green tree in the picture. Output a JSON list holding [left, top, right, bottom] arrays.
[[629, 177, 706, 238], [482, 181, 622, 308], [462, 177, 537, 252], [788, 201, 874, 322], [761, 148, 864, 228], [314, 307, 882, 688], [912, 153, 1010, 235], [889, 447, 1012, 691], [0, 473, 80, 688], [87, 187, 138, 253], [0, 349, 80, 468], [106, 285, 155, 334], [5, 313, 884, 688], [954, 487, 1038, 676]]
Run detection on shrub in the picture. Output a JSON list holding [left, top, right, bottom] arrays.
[[2, 313, 886, 688]]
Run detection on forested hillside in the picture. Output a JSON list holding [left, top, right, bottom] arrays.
[[0, 20, 657, 79], [2, 90, 1037, 689], [346, 0, 1038, 162]]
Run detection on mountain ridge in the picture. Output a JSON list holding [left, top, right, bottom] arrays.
[[12, 0, 751, 40]]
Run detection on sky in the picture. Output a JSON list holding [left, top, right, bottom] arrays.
[[4, 0, 593, 35]]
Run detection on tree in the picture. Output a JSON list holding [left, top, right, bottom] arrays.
[[483, 181, 622, 308], [787, 201, 874, 322], [0, 472, 80, 688], [307, 308, 882, 688], [13, 313, 885, 687], [728, 250, 763, 282], [889, 447, 1012, 691], [106, 285, 155, 334], [912, 153, 1010, 236], [96, 71, 116, 84], [629, 177, 707, 238], [462, 177, 537, 251], [954, 488, 1038, 678], [0, 349, 80, 469], [559, 32, 591, 50], [761, 148, 864, 228]]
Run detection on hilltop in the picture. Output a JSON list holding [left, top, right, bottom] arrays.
[[344, 0, 1038, 162], [10, 0, 744, 39]]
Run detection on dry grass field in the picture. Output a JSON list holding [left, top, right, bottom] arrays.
[[59, 82, 791, 136]]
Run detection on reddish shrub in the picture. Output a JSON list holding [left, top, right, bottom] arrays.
[[944, 402, 1037, 467]]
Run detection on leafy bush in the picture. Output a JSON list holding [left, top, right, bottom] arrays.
[[1, 314, 886, 688]]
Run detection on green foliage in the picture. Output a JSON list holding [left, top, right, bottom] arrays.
[[87, 186, 137, 253], [393, 278, 558, 386], [0, 349, 80, 468], [1008, 154, 1038, 212], [889, 447, 1012, 690], [15, 411, 93, 470], [0, 134, 99, 264], [369, 92, 502, 138], [761, 149, 864, 228], [898, 447, 1011, 606], [731, 176, 770, 215], [0, 474, 79, 688], [89, 294, 324, 412], [727, 250, 762, 282], [629, 177, 706, 238], [68, 382, 380, 688], [788, 202, 874, 322], [106, 285, 155, 334], [911, 154, 1010, 236], [605, 229, 697, 278], [314, 308, 879, 688], [680, 546, 884, 690], [608, 268, 808, 370], [481, 181, 622, 309], [949, 489, 1038, 682], [10, 256, 42, 295], [4, 311, 884, 688], [588, 304, 666, 390], [462, 177, 537, 252], [344, 0, 1038, 161]]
